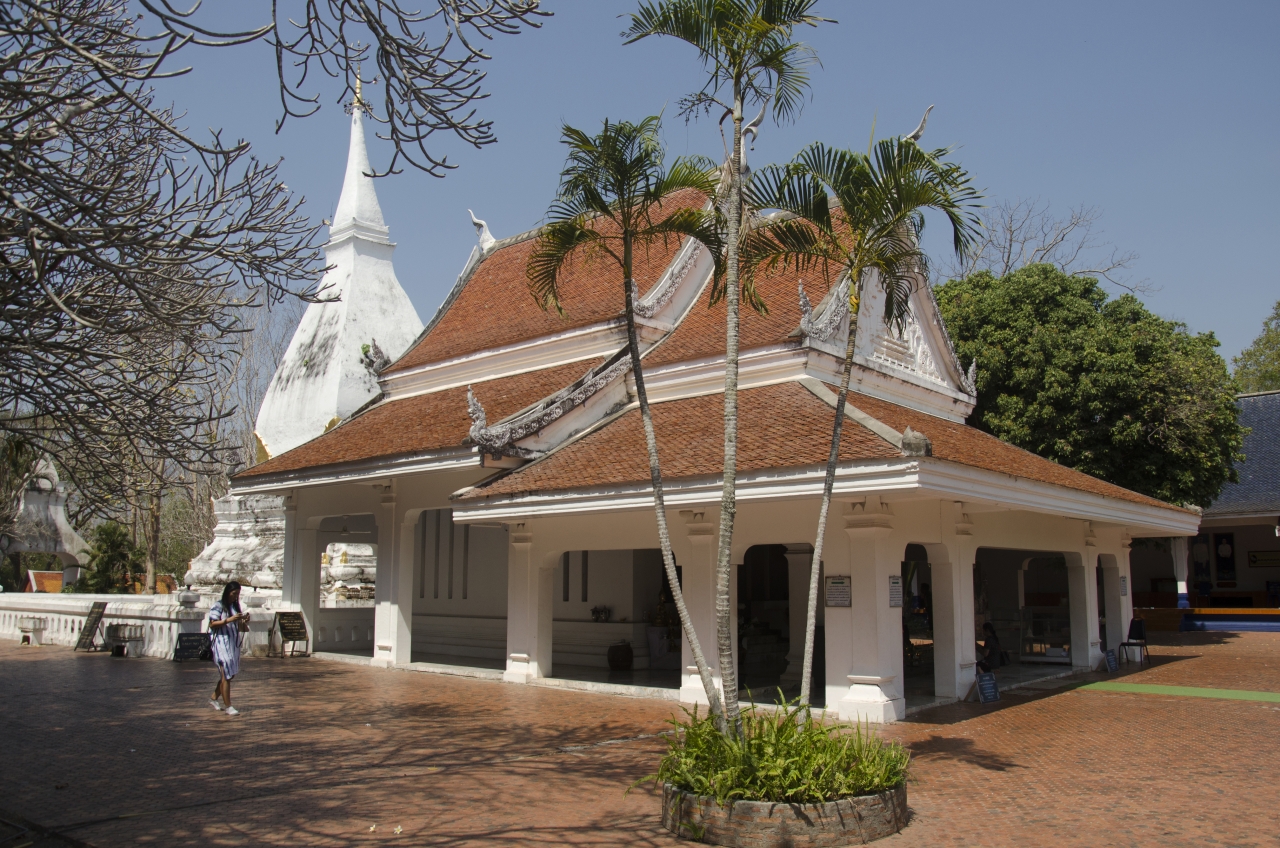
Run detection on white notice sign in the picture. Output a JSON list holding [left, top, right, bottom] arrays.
[[1119, 575, 1128, 597], [889, 575, 904, 608], [825, 575, 852, 607]]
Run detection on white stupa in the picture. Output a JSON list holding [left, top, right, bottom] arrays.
[[187, 88, 422, 599], [254, 85, 424, 461]]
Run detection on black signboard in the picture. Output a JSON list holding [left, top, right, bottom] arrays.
[[173, 632, 210, 662], [1102, 649, 1119, 673], [74, 602, 108, 651], [269, 612, 309, 657], [975, 672, 1000, 704]]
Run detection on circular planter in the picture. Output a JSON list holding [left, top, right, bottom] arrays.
[[661, 782, 908, 846]]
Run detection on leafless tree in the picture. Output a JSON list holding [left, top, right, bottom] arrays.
[[942, 197, 1145, 291], [3, 1, 542, 585]]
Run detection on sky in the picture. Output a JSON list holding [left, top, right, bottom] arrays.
[[157, 1, 1279, 362]]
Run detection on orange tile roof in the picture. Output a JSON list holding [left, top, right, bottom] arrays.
[[460, 382, 899, 499], [646, 254, 825, 366], [459, 381, 1184, 512], [843, 392, 1180, 511], [26, 571, 63, 593], [386, 190, 706, 374], [237, 362, 591, 479]]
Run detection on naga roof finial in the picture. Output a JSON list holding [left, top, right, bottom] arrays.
[[905, 105, 934, 143], [469, 210, 496, 252]]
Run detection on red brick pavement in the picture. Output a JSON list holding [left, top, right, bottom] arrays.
[[1, 631, 1277, 847]]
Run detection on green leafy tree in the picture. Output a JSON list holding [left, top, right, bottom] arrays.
[[745, 135, 980, 704], [1232, 299, 1280, 392], [84, 521, 143, 594], [936, 265, 1244, 506], [626, 0, 830, 732], [526, 116, 726, 714]]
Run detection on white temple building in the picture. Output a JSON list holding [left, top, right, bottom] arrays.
[[184, 97, 422, 605], [227, 155, 1200, 720]]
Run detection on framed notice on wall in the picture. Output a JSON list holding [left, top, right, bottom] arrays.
[[1119, 576, 1128, 597], [1214, 533, 1237, 583], [888, 575, 904, 608], [825, 575, 852, 607], [1249, 551, 1280, 567]]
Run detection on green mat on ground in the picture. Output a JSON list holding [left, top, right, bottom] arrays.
[[1080, 681, 1280, 703]]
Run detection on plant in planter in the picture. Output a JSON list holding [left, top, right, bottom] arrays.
[[639, 699, 911, 846]]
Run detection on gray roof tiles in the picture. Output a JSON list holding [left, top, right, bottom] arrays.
[[1204, 390, 1280, 516]]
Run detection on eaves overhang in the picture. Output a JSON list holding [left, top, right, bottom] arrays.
[[232, 446, 484, 495], [451, 454, 1199, 536]]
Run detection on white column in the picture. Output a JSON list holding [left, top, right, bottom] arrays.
[[780, 545, 814, 690], [372, 489, 413, 668], [680, 510, 723, 704], [831, 497, 903, 723], [1170, 536, 1190, 609], [1067, 533, 1102, 670], [933, 503, 977, 701], [281, 497, 319, 654], [1119, 536, 1135, 637], [503, 524, 553, 683]]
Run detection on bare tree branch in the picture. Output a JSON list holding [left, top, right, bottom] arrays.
[[942, 197, 1148, 292]]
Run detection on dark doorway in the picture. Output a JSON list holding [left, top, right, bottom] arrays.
[[738, 545, 790, 698], [902, 544, 934, 704]]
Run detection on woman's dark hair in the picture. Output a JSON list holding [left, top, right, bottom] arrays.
[[982, 621, 999, 640], [220, 581, 242, 615]]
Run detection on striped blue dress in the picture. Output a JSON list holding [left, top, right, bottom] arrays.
[[207, 601, 242, 680]]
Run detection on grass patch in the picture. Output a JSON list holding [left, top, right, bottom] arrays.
[[642, 697, 910, 805]]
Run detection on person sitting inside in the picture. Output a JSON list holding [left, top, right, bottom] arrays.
[[976, 622, 1005, 673]]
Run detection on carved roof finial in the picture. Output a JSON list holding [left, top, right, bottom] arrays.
[[469, 210, 496, 252], [905, 105, 934, 143]]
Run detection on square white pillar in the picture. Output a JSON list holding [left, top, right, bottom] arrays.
[[1099, 560, 1123, 654], [504, 525, 553, 683], [372, 490, 414, 668], [829, 498, 904, 723], [933, 504, 978, 701], [1067, 540, 1102, 670], [680, 510, 724, 705], [280, 499, 320, 655]]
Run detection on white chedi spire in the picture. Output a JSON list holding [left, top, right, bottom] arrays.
[[253, 105, 424, 462]]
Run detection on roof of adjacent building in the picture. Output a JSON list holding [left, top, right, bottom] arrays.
[[457, 380, 1178, 511], [25, 571, 63, 593], [239, 361, 591, 478], [1203, 390, 1280, 517]]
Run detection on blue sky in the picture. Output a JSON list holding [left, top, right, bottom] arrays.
[[160, 1, 1278, 361]]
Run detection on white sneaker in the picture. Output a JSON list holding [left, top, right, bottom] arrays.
[[225, 706, 240, 716], [209, 698, 224, 711]]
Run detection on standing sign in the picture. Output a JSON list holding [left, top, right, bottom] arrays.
[[888, 575, 904, 608], [1101, 649, 1119, 673], [173, 632, 210, 662], [269, 611, 309, 657], [974, 672, 1000, 704], [824, 576, 852, 607], [74, 601, 108, 652]]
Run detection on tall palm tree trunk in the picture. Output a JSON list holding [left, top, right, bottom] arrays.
[[800, 280, 861, 705], [715, 93, 745, 730], [623, 234, 727, 724]]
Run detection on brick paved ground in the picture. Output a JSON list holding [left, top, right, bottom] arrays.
[[2, 631, 1277, 847]]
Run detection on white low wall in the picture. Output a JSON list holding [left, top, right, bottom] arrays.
[[0, 593, 204, 658], [314, 607, 375, 652]]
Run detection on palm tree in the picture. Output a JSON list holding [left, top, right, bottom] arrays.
[[744, 134, 981, 704], [626, 0, 830, 731], [526, 117, 729, 721]]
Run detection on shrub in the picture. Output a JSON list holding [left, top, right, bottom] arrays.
[[646, 698, 910, 805]]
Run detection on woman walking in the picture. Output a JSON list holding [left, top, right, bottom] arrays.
[[208, 581, 249, 716]]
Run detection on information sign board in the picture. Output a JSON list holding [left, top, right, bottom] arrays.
[[888, 575, 904, 608], [824, 576, 852, 607], [1102, 649, 1119, 672], [1119, 576, 1128, 597], [173, 632, 210, 662], [74, 602, 108, 651], [269, 612, 309, 657], [975, 672, 1000, 704]]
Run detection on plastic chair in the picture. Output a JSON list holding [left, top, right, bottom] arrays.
[[1118, 618, 1149, 666]]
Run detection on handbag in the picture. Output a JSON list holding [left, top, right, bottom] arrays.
[[198, 635, 213, 662]]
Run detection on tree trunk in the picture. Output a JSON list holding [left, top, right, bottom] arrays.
[[800, 278, 861, 705], [145, 492, 160, 594], [623, 233, 726, 725], [715, 90, 745, 731]]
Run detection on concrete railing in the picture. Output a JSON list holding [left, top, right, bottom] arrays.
[[0, 591, 281, 658]]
